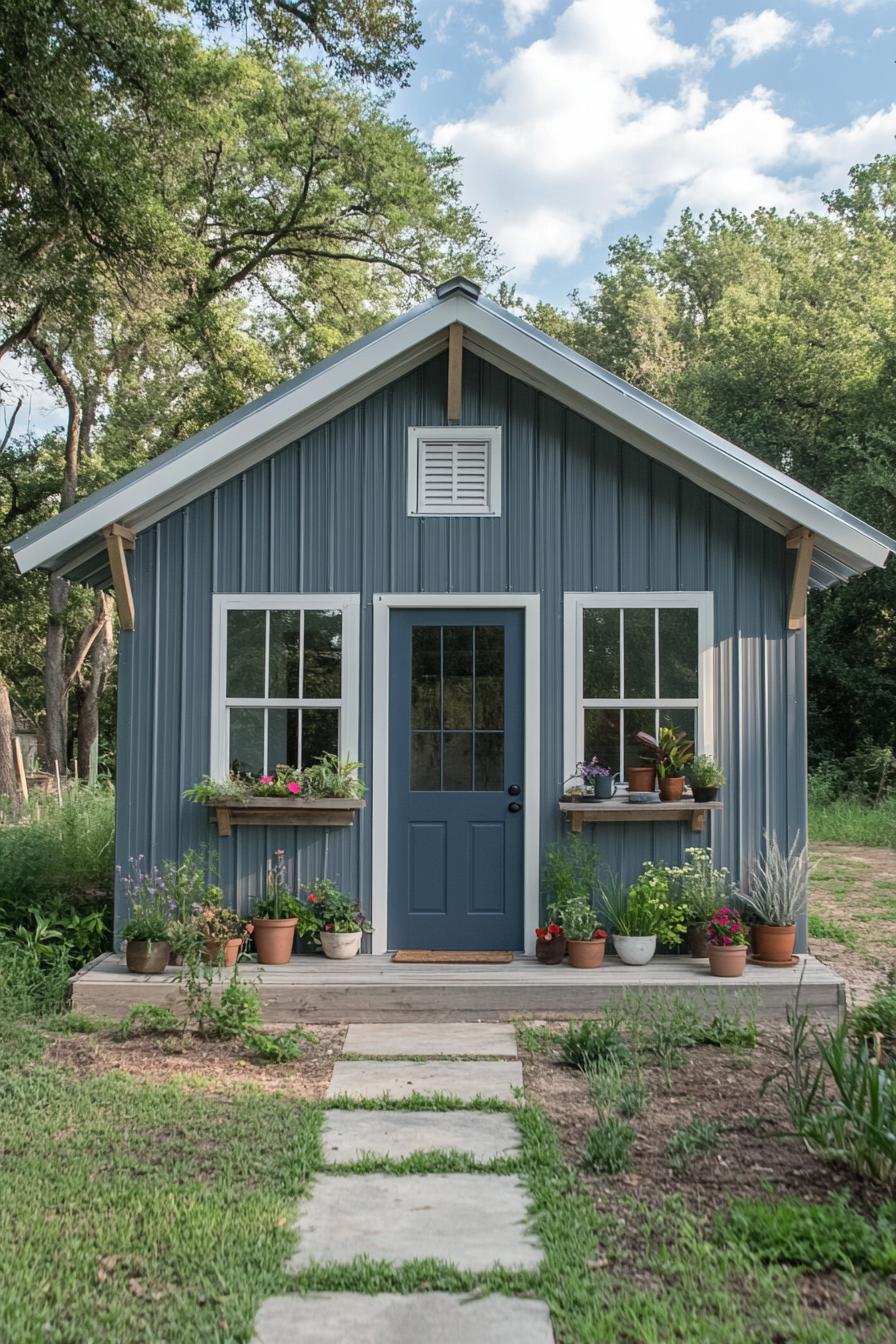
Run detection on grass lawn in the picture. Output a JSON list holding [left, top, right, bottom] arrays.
[[2, 1002, 894, 1344], [809, 798, 896, 849]]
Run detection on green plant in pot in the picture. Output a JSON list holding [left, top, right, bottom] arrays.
[[561, 896, 608, 969], [742, 834, 807, 965], [669, 847, 740, 958], [636, 726, 695, 801], [252, 850, 302, 965], [688, 754, 725, 803], [119, 857, 173, 974], [598, 862, 686, 965], [191, 888, 250, 967], [305, 878, 372, 959]]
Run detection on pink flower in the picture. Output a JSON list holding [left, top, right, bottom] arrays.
[[286, 781, 302, 794], [259, 775, 273, 784]]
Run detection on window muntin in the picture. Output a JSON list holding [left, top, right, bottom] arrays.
[[409, 623, 505, 792], [569, 595, 712, 785], [212, 597, 358, 779]]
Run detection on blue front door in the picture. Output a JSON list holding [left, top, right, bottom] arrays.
[[388, 609, 525, 951]]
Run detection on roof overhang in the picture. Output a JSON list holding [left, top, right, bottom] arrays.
[[10, 280, 894, 588]]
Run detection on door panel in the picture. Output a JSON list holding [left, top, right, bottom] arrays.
[[388, 609, 525, 950]]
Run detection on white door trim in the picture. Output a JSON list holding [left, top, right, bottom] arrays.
[[371, 593, 541, 956]]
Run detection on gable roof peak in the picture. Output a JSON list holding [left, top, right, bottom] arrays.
[[435, 275, 481, 301]]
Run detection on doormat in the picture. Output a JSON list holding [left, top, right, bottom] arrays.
[[391, 950, 514, 964]]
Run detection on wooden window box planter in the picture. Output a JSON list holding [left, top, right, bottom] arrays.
[[208, 798, 366, 836], [559, 799, 722, 835]]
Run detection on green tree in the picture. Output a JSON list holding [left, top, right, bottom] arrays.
[[528, 158, 896, 763], [0, 11, 493, 774]]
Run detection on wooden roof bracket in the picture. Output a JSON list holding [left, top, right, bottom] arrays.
[[447, 322, 464, 425], [786, 526, 815, 630], [101, 522, 136, 631]]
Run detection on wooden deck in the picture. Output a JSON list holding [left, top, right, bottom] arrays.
[[71, 953, 845, 1024]]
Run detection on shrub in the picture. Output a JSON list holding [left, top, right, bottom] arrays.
[[115, 1004, 180, 1041], [541, 837, 599, 918], [242, 1026, 318, 1063], [561, 1019, 629, 1072], [666, 1117, 723, 1170], [0, 937, 71, 1021], [743, 833, 808, 927], [716, 1195, 896, 1275], [202, 973, 262, 1039], [583, 1118, 635, 1174], [851, 972, 896, 1059], [586, 1058, 649, 1118]]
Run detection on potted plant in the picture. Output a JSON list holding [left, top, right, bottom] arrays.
[[705, 906, 750, 977], [192, 888, 251, 966], [121, 898, 171, 974], [562, 898, 608, 968], [252, 849, 301, 965], [118, 856, 173, 973], [636, 726, 695, 801], [626, 763, 657, 792], [535, 920, 567, 964], [688, 755, 725, 803], [306, 879, 371, 958], [598, 862, 686, 965], [300, 754, 366, 799], [742, 834, 807, 964], [669, 847, 740, 958]]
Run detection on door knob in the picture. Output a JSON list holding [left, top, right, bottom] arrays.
[[508, 784, 521, 796], [508, 801, 523, 813]]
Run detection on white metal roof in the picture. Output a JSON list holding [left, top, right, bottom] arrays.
[[10, 277, 894, 586]]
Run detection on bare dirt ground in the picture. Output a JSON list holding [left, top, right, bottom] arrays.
[[808, 842, 896, 1003], [45, 1023, 346, 1097]]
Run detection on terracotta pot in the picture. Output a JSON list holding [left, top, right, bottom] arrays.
[[568, 937, 606, 969], [626, 766, 656, 792], [253, 917, 298, 965], [125, 940, 171, 974], [659, 775, 686, 802], [753, 923, 796, 963], [536, 936, 567, 964], [692, 785, 719, 803], [613, 934, 657, 965], [320, 930, 362, 959], [708, 944, 748, 978], [687, 925, 710, 959], [203, 936, 243, 967]]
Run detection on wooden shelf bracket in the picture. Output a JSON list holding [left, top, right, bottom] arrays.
[[786, 526, 815, 630], [101, 523, 136, 631]]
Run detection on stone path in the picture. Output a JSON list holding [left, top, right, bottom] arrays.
[[251, 1020, 555, 1343]]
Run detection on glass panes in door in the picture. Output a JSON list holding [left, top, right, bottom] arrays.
[[410, 625, 505, 791]]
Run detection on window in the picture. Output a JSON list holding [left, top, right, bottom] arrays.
[[407, 426, 502, 517], [563, 593, 713, 785], [409, 623, 505, 791], [210, 596, 359, 779]]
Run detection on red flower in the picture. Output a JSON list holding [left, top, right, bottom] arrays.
[[308, 892, 318, 903], [286, 781, 302, 795]]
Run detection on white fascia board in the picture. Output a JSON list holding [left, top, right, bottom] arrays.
[[12, 298, 462, 574], [460, 305, 892, 571]]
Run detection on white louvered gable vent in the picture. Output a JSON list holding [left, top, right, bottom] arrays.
[[407, 427, 502, 517]]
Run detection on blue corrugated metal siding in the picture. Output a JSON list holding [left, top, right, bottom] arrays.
[[114, 350, 808, 946]]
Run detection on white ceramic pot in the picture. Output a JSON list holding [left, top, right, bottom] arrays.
[[320, 930, 362, 960], [613, 934, 657, 966]]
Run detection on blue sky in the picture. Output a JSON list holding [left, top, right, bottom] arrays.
[[390, 0, 896, 303]]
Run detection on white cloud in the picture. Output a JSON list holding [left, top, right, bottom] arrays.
[[433, 0, 896, 278], [710, 9, 796, 66], [809, 0, 880, 12], [808, 20, 835, 46], [503, 0, 551, 37], [420, 67, 454, 91]]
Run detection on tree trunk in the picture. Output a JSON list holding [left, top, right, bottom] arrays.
[[0, 673, 20, 806], [75, 594, 114, 781]]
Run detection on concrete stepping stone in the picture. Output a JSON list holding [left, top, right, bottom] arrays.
[[253, 1292, 555, 1343], [322, 1109, 522, 1164], [288, 1173, 543, 1272], [327, 1060, 523, 1103], [343, 1022, 518, 1057]]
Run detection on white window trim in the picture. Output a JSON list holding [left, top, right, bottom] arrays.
[[210, 594, 360, 780], [406, 425, 502, 517], [563, 592, 715, 785], [371, 593, 540, 957]]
